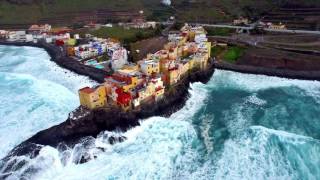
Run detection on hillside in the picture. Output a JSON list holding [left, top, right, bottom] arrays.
[[0, 0, 320, 27]]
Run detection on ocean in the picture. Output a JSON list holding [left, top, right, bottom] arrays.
[[0, 46, 319, 180]]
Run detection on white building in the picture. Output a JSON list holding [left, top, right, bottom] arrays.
[[25, 34, 34, 42], [111, 48, 128, 70], [7, 31, 26, 42], [195, 33, 208, 43]]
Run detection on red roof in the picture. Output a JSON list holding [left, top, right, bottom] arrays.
[[55, 39, 65, 46], [156, 87, 163, 91], [112, 73, 132, 84], [116, 88, 132, 105], [79, 87, 94, 94]]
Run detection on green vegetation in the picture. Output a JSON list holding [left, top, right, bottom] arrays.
[[97, 54, 110, 63], [223, 46, 246, 63], [88, 26, 161, 44], [1, 0, 319, 25], [211, 46, 225, 57], [207, 27, 235, 36]]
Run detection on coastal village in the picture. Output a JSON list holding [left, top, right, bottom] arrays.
[[0, 23, 130, 71], [0, 21, 211, 112], [78, 24, 211, 111]]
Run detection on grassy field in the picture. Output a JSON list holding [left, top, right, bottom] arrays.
[[207, 27, 235, 36], [211, 46, 225, 57], [223, 46, 246, 63], [211, 45, 246, 63], [87, 26, 160, 44]]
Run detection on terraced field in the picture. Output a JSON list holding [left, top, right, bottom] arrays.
[[262, 8, 320, 30], [0, 0, 320, 27]]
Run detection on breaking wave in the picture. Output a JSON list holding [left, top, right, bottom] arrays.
[[0, 45, 95, 159]]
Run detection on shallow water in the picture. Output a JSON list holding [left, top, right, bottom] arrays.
[[1, 46, 320, 180]]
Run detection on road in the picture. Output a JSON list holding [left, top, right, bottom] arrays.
[[190, 23, 320, 35]]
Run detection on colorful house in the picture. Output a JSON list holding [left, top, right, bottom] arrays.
[[67, 38, 77, 46], [28, 24, 51, 34], [163, 66, 179, 86], [140, 60, 160, 76], [115, 88, 132, 111], [78, 86, 106, 109], [67, 46, 75, 56], [77, 25, 210, 112]]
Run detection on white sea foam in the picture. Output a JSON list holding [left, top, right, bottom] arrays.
[[0, 45, 96, 159], [161, 0, 171, 6], [0, 45, 96, 92], [26, 118, 198, 180], [213, 126, 320, 180], [212, 70, 320, 96]]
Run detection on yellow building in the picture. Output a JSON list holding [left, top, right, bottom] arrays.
[[140, 60, 160, 76], [188, 57, 195, 70], [206, 42, 212, 58], [178, 61, 190, 76], [168, 68, 179, 85], [105, 72, 139, 93], [78, 85, 106, 109], [155, 88, 165, 101], [122, 76, 139, 92], [67, 38, 77, 46], [193, 52, 209, 70]]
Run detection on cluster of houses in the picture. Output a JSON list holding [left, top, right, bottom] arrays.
[[67, 37, 128, 70], [0, 24, 76, 44], [1, 24, 129, 71], [78, 24, 211, 111], [233, 17, 287, 30]]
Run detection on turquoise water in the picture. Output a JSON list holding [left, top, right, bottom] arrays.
[[1, 46, 320, 179]]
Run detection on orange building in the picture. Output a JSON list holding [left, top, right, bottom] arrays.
[[67, 46, 75, 56]]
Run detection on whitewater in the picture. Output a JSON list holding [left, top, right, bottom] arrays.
[[0, 45, 96, 159], [1, 46, 320, 179]]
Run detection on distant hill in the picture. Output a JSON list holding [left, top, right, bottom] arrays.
[[0, 0, 319, 27]]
